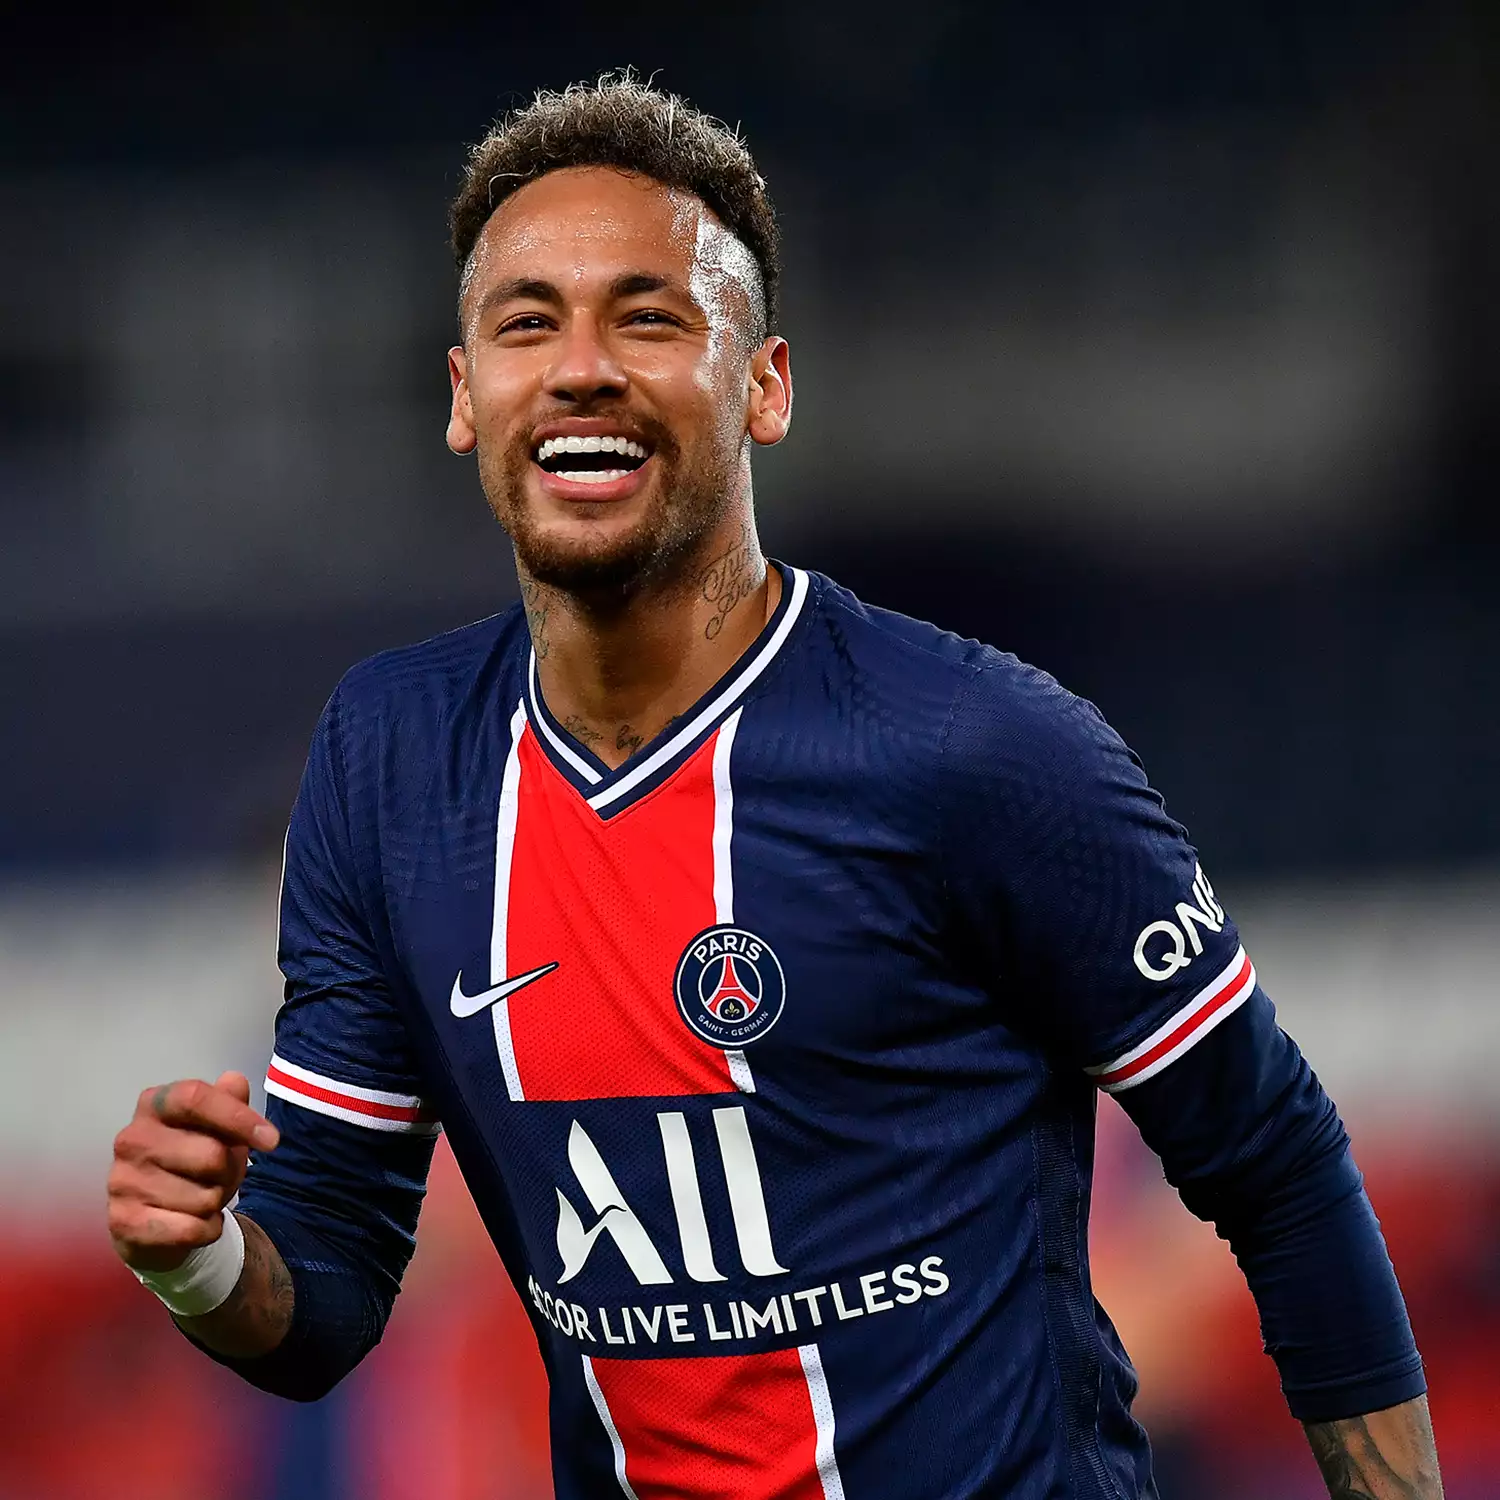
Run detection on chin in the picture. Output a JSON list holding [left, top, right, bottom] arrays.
[[488, 455, 727, 598], [513, 520, 679, 596]]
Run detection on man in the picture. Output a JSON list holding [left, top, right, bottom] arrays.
[[107, 77, 1442, 1499]]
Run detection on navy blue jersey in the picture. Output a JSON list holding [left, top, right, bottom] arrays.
[[243, 565, 1422, 1498]]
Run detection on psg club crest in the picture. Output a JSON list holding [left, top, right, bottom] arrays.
[[674, 925, 786, 1049]]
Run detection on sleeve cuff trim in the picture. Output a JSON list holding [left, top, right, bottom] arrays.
[[1285, 1362, 1428, 1425], [266, 1054, 440, 1135], [1087, 946, 1256, 1093]]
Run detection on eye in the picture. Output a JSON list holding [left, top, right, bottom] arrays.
[[625, 309, 680, 328], [497, 313, 553, 335]]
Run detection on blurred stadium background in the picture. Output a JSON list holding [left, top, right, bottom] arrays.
[[3, 3, 1497, 1495]]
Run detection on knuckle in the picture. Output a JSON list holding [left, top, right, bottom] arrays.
[[140, 1213, 180, 1245], [181, 1214, 217, 1246], [114, 1125, 151, 1163], [188, 1141, 229, 1181], [145, 1081, 177, 1120], [180, 1180, 215, 1213], [107, 1201, 139, 1238], [179, 1080, 207, 1112]]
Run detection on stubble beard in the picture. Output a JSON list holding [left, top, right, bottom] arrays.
[[478, 425, 743, 600]]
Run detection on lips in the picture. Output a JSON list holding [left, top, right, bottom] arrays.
[[529, 420, 658, 505], [534, 453, 655, 504]]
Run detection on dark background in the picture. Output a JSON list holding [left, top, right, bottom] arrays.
[[3, 0, 1496, 878]]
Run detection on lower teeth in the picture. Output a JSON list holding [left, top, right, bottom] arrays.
[[554, 469, 629, 484]]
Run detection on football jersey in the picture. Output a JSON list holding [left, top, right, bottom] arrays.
[[260, 565, 1295, 1498]]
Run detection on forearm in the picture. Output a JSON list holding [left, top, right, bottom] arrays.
[[1124, 1003, 1425, 1418], [174, 1213, 293, 1359], [1305, 1396, 1443, 1499], [179, 1194, 401, 1401], [178, 1097, 431, 1401]]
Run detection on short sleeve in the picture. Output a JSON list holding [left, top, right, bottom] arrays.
[[941, 658, 1255, 1092], [269, 687, 439, 1136]]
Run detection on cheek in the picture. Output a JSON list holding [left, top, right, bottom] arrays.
[[468, 356, 537, 435], [692, 332, 735, 398], [632, 344, 742, 441], [704, 341, 752, 443]]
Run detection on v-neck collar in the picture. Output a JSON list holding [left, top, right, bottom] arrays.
[[521, 564, 811, 817]]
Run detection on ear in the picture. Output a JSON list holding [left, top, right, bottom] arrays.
[[446, 345, 477, 455], [746, 336, 792, 447]]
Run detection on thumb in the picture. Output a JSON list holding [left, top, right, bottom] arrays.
[[215, 1070, 252, 1106]]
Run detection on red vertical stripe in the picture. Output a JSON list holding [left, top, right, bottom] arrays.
[[503, 727, 737, 1100], [590, 1348, 826, 1500]]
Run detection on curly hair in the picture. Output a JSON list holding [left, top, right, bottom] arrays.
[[449, 73, 780, 337]]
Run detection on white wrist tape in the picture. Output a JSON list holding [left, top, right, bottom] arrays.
[[131, 1209, 246, 1318]]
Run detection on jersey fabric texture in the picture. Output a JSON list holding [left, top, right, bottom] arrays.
[[227, 566, 1424, 1499]]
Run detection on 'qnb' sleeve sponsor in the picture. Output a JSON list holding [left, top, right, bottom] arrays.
[[211, 686, 436, 1402], [937, 656, 1248, 1080], [940, 657, 1425, 1423]]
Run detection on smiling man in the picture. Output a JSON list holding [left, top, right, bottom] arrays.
[[107, 77, 1442, 1500]]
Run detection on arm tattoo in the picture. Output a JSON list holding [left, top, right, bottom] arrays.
[[177, 1214, 294, 1357], [698, 526, 762, 641], [1305, 1405, 1443, 1500], [213, 1215, 294, 1338]]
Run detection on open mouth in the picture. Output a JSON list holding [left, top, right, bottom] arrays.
[[533, 434, 652, 486]]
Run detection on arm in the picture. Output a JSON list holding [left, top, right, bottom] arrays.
[[935, 660, 1441, 1491], [1305, 1397, 1444, 1500], [114, 680, 439, 1399], [109, 1069, 435, 1399], [1112, 997, 1440, 1492], [201, 1082, 436, 1400]]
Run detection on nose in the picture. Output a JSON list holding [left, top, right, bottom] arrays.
[[544, 313, 628, 405]]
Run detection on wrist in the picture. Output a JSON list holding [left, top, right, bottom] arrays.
[[130, 1209, 246, 1317]]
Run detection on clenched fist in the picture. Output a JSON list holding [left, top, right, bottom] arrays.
[[108, 1071, 279, 1273]]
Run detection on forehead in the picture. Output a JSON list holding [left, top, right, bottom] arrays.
[[463, 166, 758, 312], [483, 166, 701, 265]]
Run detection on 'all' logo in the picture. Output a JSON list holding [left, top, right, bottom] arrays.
[[674, 925, 785, 1048]]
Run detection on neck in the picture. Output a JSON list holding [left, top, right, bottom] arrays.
[[520, 515, 781, 770]]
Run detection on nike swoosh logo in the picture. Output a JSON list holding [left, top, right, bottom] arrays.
[[449, 961, 560, 1018]]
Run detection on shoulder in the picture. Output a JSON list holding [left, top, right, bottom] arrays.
[[797, 573, 1158, 852], [808, 571, 993, 681], [307, 606, 528, 810], [802, 569, 1113, 761], [330, 604, 528, 731], [288, 607, 528, 860], [945, 649, 1124, 787]]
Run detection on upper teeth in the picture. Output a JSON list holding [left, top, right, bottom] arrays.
[[536, 435, 648, 461]]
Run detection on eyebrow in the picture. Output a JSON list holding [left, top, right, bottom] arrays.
[[609, 272, 678, 300], [477, 277, 562, 318], [477, 271, 695, 320]]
